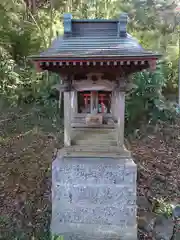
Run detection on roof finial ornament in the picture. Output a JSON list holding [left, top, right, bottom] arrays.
[[63, 13, 72, 36], [119, 12, 128, 37]]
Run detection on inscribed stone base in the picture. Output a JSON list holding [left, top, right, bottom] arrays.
[[51, 153, 137, 240]]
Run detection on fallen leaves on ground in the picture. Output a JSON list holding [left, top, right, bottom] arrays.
[[0, 105, 180, 240], [0, 105, 63, 239], [129, 118, 180, 239]]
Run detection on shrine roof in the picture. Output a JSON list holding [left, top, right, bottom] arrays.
[[30, 13, 160, 61]]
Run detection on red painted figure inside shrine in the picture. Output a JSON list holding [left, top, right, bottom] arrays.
[[78, 91, 111, 114]]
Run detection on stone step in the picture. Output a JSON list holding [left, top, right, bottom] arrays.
[[62, 151, 129, 158], [73, 133, 116, 139], [74, 137, 117, 143], [71, 129, 117, 146], [74, 141, 117, 146], [65, 145, 122, 153], [72, 128, 116, 133], [71, 123, 115, 129], [59, 145, 131, 158]]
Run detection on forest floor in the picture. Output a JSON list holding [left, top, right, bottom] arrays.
[[129, 118, 180, 239], [0, 103, 63, 240], [0, 103, 180, 240]]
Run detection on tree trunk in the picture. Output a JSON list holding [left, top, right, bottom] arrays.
[[31, 0, 36, 14]]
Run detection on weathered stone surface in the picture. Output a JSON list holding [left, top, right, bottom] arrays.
[[137, 196, 152, 211], [137, 210, 156, 232], [52, 157, 127, 184], [174, 223, 180, 240], [52, 204, 136, 225], [52, 155, 137, 240], [86, 114, 103, 125], [153, 216, 174, 240], [52, 223, 137, 240], [52, 184, 136, 206]]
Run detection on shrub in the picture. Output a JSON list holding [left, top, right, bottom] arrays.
[[0, 55, 60, 105], [125, 64, 177, 132]]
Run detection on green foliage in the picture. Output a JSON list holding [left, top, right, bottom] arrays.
[[16, 66, 60, 104], [0, 0, 179, 123], [0, 1, 180, 239], [52, 235, 64, 240], [163, 45, 179, 94], [0, 56, 60, 105], [0, 56, 21, 102], [0, 1, 43, 60], [0, 0, 62, 106], [154, 198, 173, 218], [126, 64, 177, 130]]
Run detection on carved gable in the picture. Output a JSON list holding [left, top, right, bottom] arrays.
[[72, 73, 117, 91]]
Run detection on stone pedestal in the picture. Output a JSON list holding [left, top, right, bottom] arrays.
[[52, 154, 137, 240]]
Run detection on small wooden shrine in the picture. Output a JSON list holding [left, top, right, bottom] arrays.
[[30, 13, 160, 157], [30, 13, 161, 240]]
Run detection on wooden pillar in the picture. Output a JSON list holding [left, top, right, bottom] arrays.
[[91, 91, 98, 113], [116, 90, 125, 148], [90, 92, 94, 113], [71, 90, 77, 118], [64, 91, 71, 147], [111, 91, 116, 118], [74, 91, 77, 114]]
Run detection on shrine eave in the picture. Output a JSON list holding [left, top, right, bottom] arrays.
[[31, 58, 159, 74], [29, 53, 160, 62], [29, 54, 160, 72]]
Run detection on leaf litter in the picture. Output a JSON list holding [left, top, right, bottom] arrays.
[[129, 118, 180, 239], [0, 106, 180, 239], [0, 105, 62, 239]]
